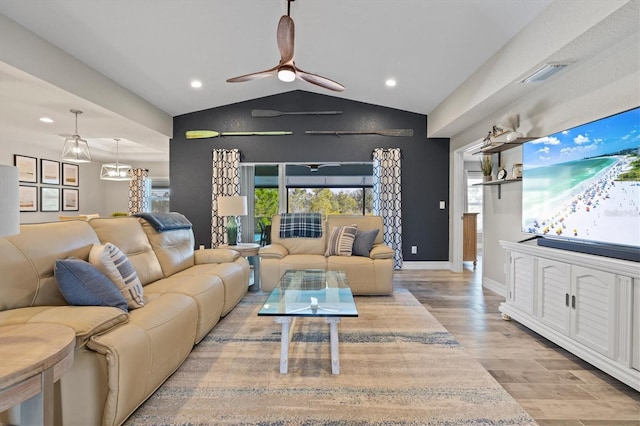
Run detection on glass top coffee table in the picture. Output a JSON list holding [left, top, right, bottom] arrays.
[[258, 269, 358, 374]]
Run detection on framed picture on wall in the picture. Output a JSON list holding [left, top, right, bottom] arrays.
[[62, 163, 79, 186], [62, 188, 79, 211], [40, 159, 61, 185], [40, 187, 60, 212], [14, 154, 37, 183], [19, 185, 38, 212]]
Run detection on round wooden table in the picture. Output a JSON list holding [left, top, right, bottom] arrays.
[[0, 323, 75, 425]]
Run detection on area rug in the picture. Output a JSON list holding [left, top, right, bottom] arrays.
[[124, 289, 536, 425]]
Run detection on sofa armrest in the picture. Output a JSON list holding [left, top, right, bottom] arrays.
[[194, 248, 241, 264], [369, 244, 395, 260], [0, 305, 129, 347], [259, 243, 289, 259]]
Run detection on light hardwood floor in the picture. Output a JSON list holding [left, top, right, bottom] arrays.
[[396, 264, 640, 426]]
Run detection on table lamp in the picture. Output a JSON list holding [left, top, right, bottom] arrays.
[[0, 165, 20, 237], [217, 195, 247, 245]]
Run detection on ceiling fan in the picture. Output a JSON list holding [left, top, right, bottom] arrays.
[[226, 0, 345, 92], [305, 163, 340, 172]]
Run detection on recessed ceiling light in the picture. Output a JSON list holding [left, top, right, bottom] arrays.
[[190, 80, 203, 88], [39, 117, 54, 123], [385, 79, 397, 87]]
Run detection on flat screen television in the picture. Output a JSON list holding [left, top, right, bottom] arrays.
[[521, 106, 640, 262]]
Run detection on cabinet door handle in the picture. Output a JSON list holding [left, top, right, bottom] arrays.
[[565, 293, 570, 307], [571, 295, 576, 309]]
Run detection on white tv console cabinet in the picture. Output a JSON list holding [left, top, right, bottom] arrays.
[[499, 240, 639, 391]]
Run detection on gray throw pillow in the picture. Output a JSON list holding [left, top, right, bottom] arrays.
[[55, 257, 128, 312], [352, 229, 380, 256]]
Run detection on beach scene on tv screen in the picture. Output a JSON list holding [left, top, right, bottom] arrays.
[[522, 107, 640, 248]]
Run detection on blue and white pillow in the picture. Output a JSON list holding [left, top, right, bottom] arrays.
[[55, 257, 128, 312], [89, 243, 145, 309]]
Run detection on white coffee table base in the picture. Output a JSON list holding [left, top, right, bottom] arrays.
[[275, 317, 342, 375]]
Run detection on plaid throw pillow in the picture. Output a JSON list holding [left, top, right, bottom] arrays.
[[325, 225, 358, 256], [89, 243, 145, 309]]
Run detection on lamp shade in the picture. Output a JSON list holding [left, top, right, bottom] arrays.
[[0, 165, 20, 237], [61, 135, 92, 163], [217, 195, 248, 216], [100, 163, 133, 181]]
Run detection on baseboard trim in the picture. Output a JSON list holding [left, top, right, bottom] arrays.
[[401, 261, 451, 270], [483, 277, 506, 297]]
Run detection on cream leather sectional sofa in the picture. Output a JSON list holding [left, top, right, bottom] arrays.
[[0, 216, 249, 426], [259, 215, 395, 294]]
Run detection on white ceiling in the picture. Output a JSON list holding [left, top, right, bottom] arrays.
[[0, 0, 558, 162]]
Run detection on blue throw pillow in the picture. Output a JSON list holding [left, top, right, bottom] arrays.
[[352, 229, 380, 256], [55, 257, 128, 312]]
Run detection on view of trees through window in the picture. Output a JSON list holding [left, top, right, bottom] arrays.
[[287, 188, 373, 215], [255, 187, 279, 226]]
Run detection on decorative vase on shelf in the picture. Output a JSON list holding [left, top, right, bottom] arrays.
[[483, 175, 492, 183]]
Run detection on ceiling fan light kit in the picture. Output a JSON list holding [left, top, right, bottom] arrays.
[[61, 109, 92, 163], [277, 66, 296, 82], [226, 0, 344, 92]]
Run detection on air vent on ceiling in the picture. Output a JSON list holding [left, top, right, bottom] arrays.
[[520, 63, 570, 83]]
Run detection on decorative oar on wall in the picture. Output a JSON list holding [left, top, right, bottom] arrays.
[[251, 109, 343, 117], [185, 130, 293, 139], [305, 129, 414, 137]]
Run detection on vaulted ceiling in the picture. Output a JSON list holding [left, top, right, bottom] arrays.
[[1, 1, 636, 163]]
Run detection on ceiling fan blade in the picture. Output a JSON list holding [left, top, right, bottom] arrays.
[[226, 65, 279, 83], [277, 15, 295, 63], [296, 67, 345, 92]]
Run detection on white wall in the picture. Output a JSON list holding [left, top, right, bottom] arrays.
[[0, 137, 169, 223], [450, 31, 639, 291]]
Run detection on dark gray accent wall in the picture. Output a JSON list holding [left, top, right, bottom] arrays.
[[171, 90, 449, 261]]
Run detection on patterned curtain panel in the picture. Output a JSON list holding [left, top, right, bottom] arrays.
[[211, 149, 241, 247], [128, 168, 150, 214], [373, 148, 403, 268]]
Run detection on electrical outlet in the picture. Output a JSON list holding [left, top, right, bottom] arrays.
[[439, 201, 446, 209], [411, 246, 417, 254]]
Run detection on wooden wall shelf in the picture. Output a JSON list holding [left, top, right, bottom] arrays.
[[473, 137, 537, 155]]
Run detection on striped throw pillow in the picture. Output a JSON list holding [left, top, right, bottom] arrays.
[[325, 225, 358, 256], [89, 243, 145, 309]]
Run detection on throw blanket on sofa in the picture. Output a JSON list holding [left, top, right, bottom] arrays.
[[279, 213, 323, 238], [134, 212, 192, 232]]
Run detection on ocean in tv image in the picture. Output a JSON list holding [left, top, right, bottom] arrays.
[[522, 107, 640, 248]]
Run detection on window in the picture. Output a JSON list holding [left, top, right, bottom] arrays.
[[150, 178, 170, 213], [285, 163, 373, 215], [466, 171, 483, 234], [287, 188, 373, 215]]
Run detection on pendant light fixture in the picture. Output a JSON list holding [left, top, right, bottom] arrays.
[[100, 138, 133, 181], [61, 109, 92, 163]]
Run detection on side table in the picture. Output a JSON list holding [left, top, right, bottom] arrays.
[[219, 243, 261, 291], [0, 323, 75, 426]]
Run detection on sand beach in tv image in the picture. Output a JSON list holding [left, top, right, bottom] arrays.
[[523, 154, 639, 247]]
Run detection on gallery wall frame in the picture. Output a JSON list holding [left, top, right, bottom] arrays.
[[19, 185, 38, 212], [40, 159, 61, 185], [62, 163, 79, 186], [40, 187, 60, 212], [62, 188, 79, 211], [14, 154, 37, 183]]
